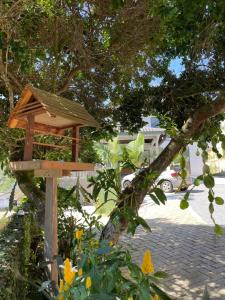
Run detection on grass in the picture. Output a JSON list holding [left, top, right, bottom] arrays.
[[95, 189, 117, 216]]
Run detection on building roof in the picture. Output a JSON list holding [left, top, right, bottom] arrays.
[[8, 85, 99, 130]]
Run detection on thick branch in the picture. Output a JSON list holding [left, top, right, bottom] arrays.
[[101, 94, 225, 243], [57, 66, 80, 95]]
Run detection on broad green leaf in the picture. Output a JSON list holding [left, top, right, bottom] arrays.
[[108, 137, 123, 168], [139, 285, 150, 300], [180, 199, 189, 209], [215, 197, 224, 205], [149, 193, 160, 205], [154, 188, 167, 204], [214, 224, 224, 236], [126, 133, 144, 167], [136, 216, 151, 232], [203, 175, 215, 189]]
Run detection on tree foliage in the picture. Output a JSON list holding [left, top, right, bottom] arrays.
[[0, 0, 225, 238]]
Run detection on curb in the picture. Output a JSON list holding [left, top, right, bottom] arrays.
[[214, 177, 225, 185], [187, 205, 208, 225]]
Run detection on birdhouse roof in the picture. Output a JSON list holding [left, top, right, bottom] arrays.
[[7, 85, 99, 131]]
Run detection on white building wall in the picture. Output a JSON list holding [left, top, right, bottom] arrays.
[[188, 143, 204, 178]]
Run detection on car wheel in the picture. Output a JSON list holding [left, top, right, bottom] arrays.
[[160, 180, 173, 193], [123, 180, 132, 189]]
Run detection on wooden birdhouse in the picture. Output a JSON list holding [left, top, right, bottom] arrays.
[[7, 85, 99, 283], [8, 84, 99, 176]]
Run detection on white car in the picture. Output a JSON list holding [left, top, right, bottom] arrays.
[[121, 167, 192, 193]]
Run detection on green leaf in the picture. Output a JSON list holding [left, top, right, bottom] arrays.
[[209, 203, 214, 214], [208, 190, 214, 202], [153, 271, 168, 279], [203, 164, 210, 174], [149, 193, 160, 205], [126, 133, 145, 167], [203, 285, 211, 300], [215, 197, 224, 205], [139, 285, 150, 300], [151, 283, 172, 300], [180, 199, 189, 209], [214, 224, 224, 236], [203, 175, 215, 189], [194, 178, 201, 186], [136, 216, 151, 232], [154, 188, 167, 204]]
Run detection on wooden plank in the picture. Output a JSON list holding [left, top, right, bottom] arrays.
[[23, 115, 34, 161], [10, 160, 41, 171], [41, 161, 95, 171], [18, 100, 42, 109], [34, 129, 80, 141], [15, 108, 46, 118], [13, 102, 43, 114], [14, 88, 33, 111], [44, 177, 58, 283], [10, 160, 95, 171], [14, 118, 65, 134], [33, 142, 69, 149], [72, 126, 80, 162], [9, 118, 19, 128], [34, 169, 63, 177]]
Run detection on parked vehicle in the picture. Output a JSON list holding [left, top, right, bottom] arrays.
[[121, 167, 192, 193]]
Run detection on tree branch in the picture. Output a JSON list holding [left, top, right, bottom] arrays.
[[101, 94, 225, 243], [57, 66, 80, 95]]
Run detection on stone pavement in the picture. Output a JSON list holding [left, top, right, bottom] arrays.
[[120, 198, 225, 300]]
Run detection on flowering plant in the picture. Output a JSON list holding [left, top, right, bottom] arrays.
[[57, 224, 171, 300]]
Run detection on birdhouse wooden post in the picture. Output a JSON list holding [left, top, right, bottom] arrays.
[[8, 85, 99, 283]]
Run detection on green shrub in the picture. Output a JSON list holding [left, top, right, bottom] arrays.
[[0, 212, 32, 300]]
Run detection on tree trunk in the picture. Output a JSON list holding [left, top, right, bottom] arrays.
[[100, 139, 183, 243], [14, 171, 45, 228], [10, 144, 45, 228], [101, 94, 225, 243]]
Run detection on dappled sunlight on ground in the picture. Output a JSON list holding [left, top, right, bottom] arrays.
[[120, 200, 225, 300]]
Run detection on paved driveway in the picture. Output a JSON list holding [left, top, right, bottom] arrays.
[[120, 185, 225, 300]]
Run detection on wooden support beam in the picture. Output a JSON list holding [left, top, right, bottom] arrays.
[[34, 169, 71, 177], [23, 115, 34, 161], [34, 129, 80, 141], [10, 160, 95, 171], [33, 142, 69, 149], [16, 108, 46, 118], [45, 177, 58, 283], [72, 126, 80, 162]]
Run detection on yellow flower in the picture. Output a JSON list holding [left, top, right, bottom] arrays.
[[64, 258, 75, 287], [141, 250, 154, 274], [128, 297, 133, 300], [59, 279, 64, 300], [78, 268, 83, 277], [75, 229, 84, 240], [154, 295, 159, 300], [109, 241, 114, 247], [85, 276, 92, 289]]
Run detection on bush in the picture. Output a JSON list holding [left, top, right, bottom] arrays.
[[0, 212, 32, 300]]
